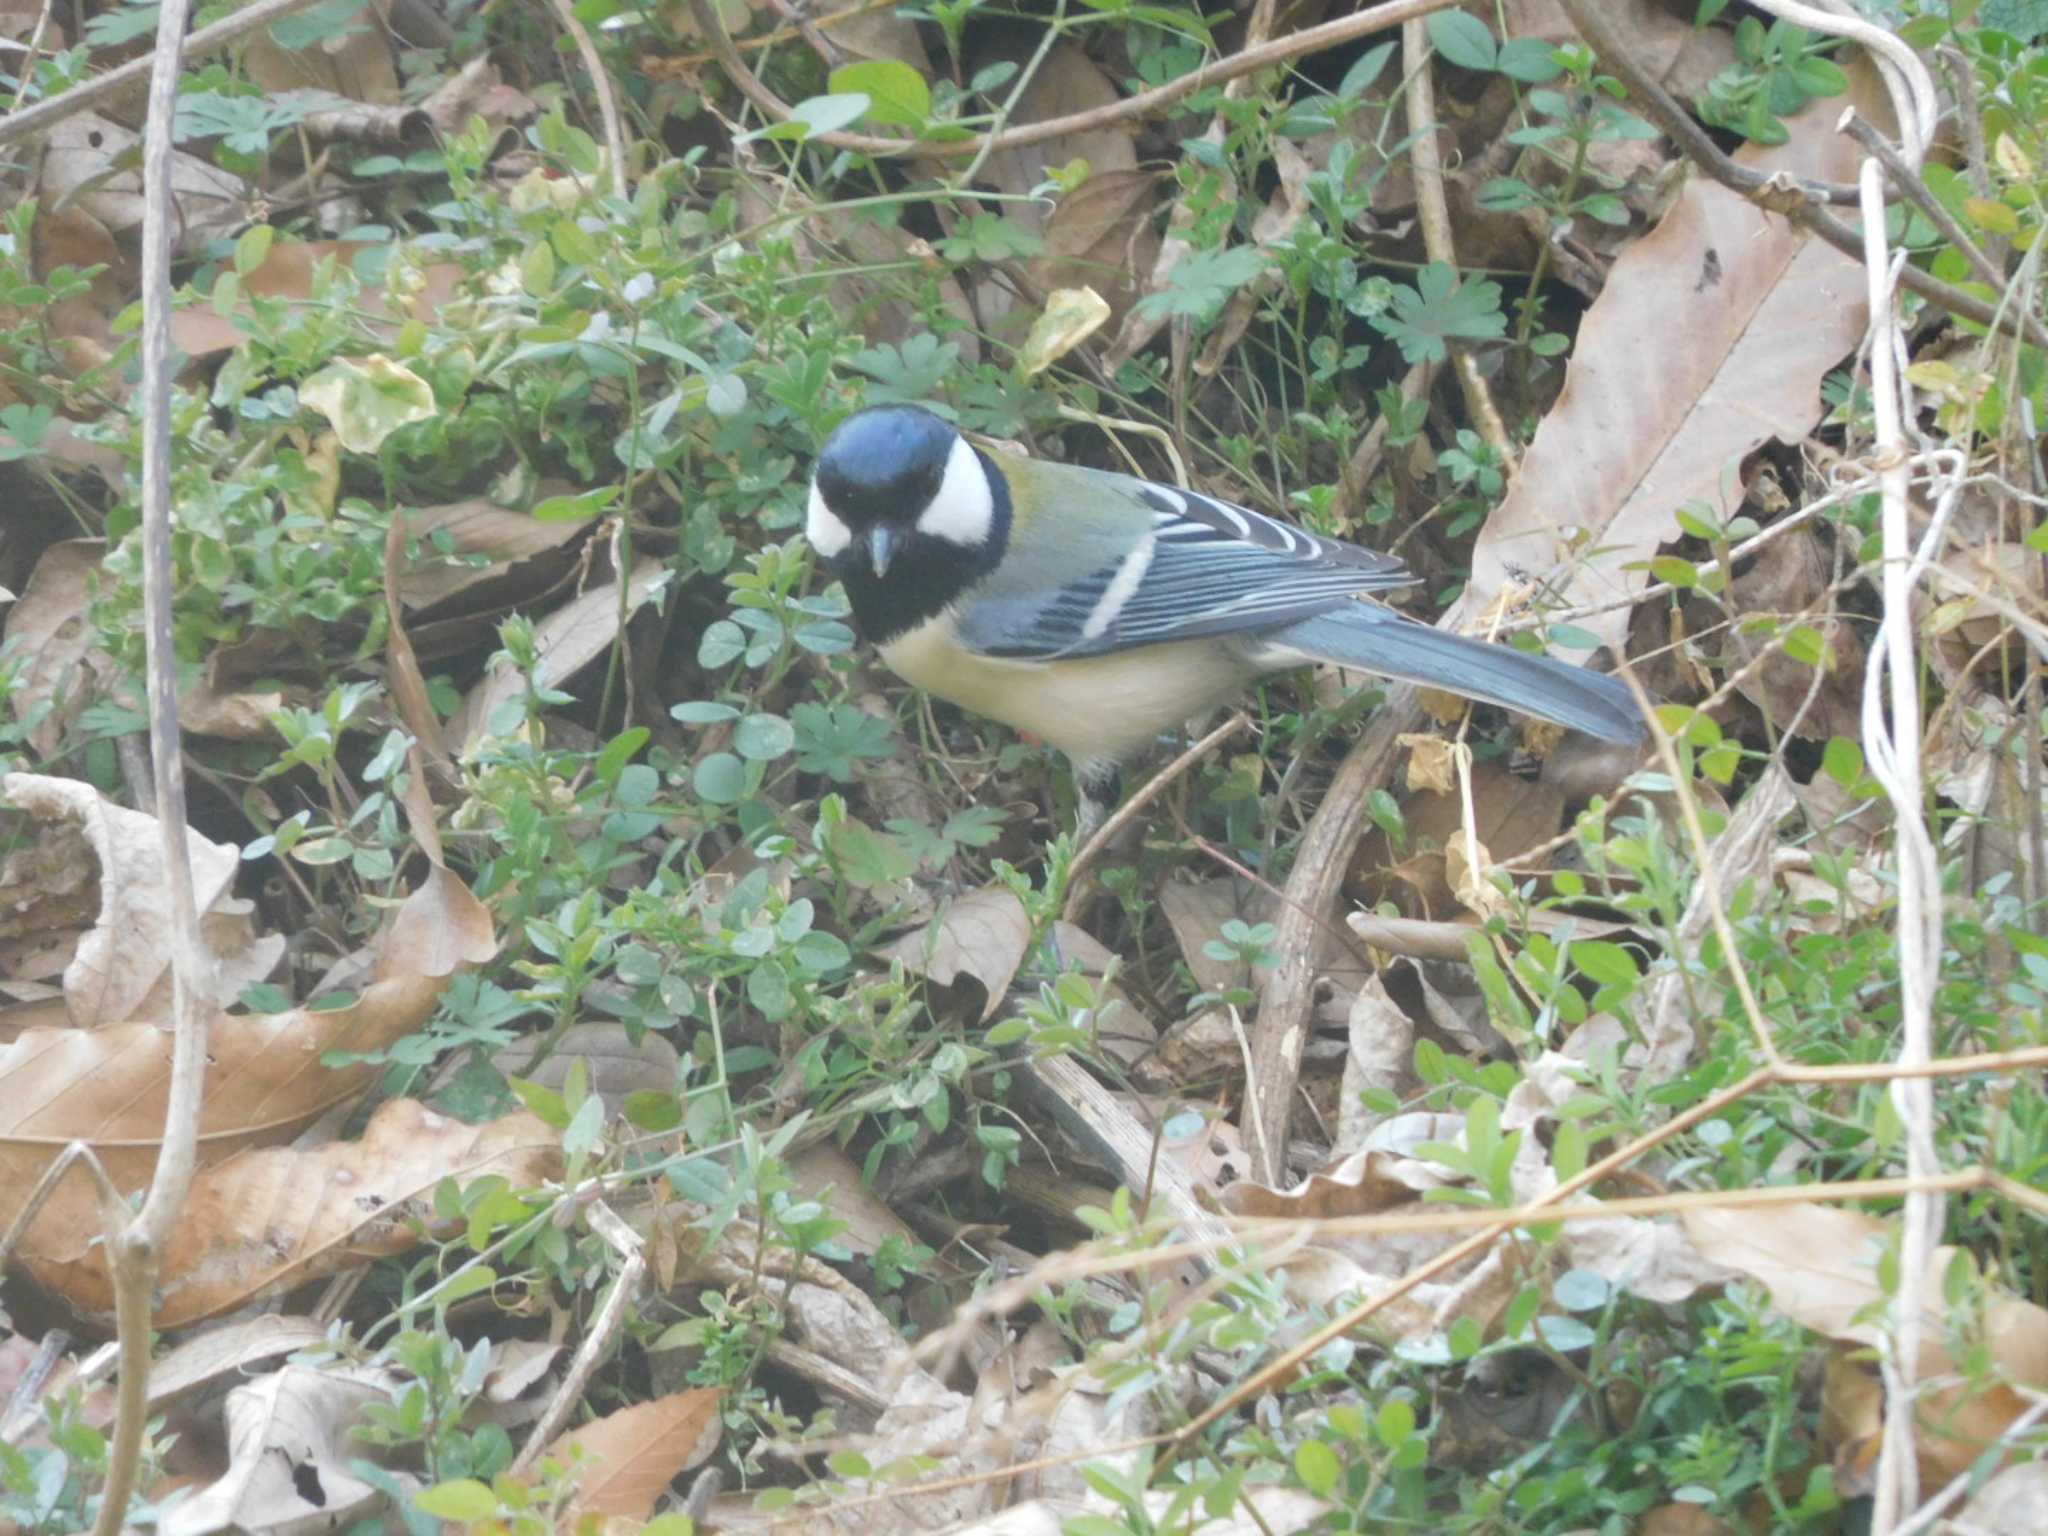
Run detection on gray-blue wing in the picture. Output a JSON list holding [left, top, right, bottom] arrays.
[[956, 479, 1415, 661]]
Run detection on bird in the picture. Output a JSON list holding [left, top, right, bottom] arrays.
[[806, 404, 1645, 828]]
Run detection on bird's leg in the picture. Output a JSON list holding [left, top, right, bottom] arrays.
[[1073, 757, 1123, 837]]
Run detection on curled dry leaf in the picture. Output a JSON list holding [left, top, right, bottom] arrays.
[[1017, 286, 1112, 377], [1338, 973, 1414, 1153], [159, 1363, 397, 1536], [0, 771, 282, 1025], [4, 540, 112, 757], [546, 1387, 722, 1521], [879, 884, 1032, 1021]]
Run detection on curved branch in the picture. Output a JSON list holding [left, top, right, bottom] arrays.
[[686, 0, 1448, 160]]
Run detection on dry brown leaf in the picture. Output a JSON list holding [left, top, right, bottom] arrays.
[[0, 868, 493, 1308], [40, 112, 245, 255], [395, 497, 588, 612], [134, 1315, 331, 1422], [879, 885, 1032, 1020], [451, 558, 669, 753], [159, 1364, 396, 1536], [1683, 1201, 2048, 1487], [4, 539, 111, 756], [1463, 74, 1878, 651], [26, 1097, 560, 1324], [1032, 167, 1165, 325], [494, 1021, 680, 1121], [1712, 523, 1864, 739], [167, 240, 466, 361], [1950, 1461, 2048, 1536], [548, 1388, 723, 1520], [978, 44, 1138, 228], [243, 0, 397, 103], [1159, 879, 1259, 997], [1338, 973, 1414, 1153]]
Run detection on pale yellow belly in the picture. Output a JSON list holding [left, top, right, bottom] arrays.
[[880, 615, 1253, 763]]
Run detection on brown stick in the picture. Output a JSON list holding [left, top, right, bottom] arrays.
[[0, 0, 322, 150], [687, 0, 1452, 161]]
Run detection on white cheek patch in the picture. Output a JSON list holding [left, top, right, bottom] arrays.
[[806, 483, 853, 559], [914, 436, 995, 546]]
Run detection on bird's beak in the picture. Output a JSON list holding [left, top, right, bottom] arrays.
[[867, 525, 900, 578]]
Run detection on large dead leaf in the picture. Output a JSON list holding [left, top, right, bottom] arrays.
[[547, 1388, 723, 1520], [40, 112, 245, 256], [0, 866, 495, 1312], [394, 498, 589, 612], [242, 0, 398, 104], [159, 1363, 396, 1536], [1463, 76, 1878, 649], [24, 1100, 560, 1323]]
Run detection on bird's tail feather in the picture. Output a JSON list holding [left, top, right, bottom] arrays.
[[1258, 609, 1645, 744]]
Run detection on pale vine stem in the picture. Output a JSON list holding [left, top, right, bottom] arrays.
[[88, 0, 217, 1531]]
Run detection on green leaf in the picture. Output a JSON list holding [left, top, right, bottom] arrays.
[[1571, 940, 1639, 987], [828, 817, 916, 888], [694, 752, 748, 804], [532, 485, 620, 522], [1337, 41, 1397, 97], [507, 1076, 570, 1129], [1293, 1439, 1341, 1497], [1496, 37, 1563, 82], [414, 1479, 499, 1521], [760, 92, 873, 142], [733, 713, 796, 761], [1368, 262, 1506, 364], [1427, 9, 1496, 70], [828, 60, 930, 127], [299, 354, 436, 455], [1133, 244, 1270, 324]]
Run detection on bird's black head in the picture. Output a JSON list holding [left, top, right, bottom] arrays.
[[807, 405, 1010, 643]]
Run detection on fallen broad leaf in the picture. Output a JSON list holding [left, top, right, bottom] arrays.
[[547, 1388, 723, 1520]]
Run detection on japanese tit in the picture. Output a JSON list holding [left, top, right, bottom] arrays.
[[806, 405, 1644, 826]]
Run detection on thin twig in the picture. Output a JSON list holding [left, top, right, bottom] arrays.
[[1060, 712, 1249, 925], [511, 1200, 647, 1471], [685, 0, 1451, 160], [1402, 19, 1512, 458], [1555, 0, 2034, 347], [89, 0, 219, 1526], [544, 0, 629, 200], [0, 0, 322, 151], [1842, 112, 2048, 352]]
